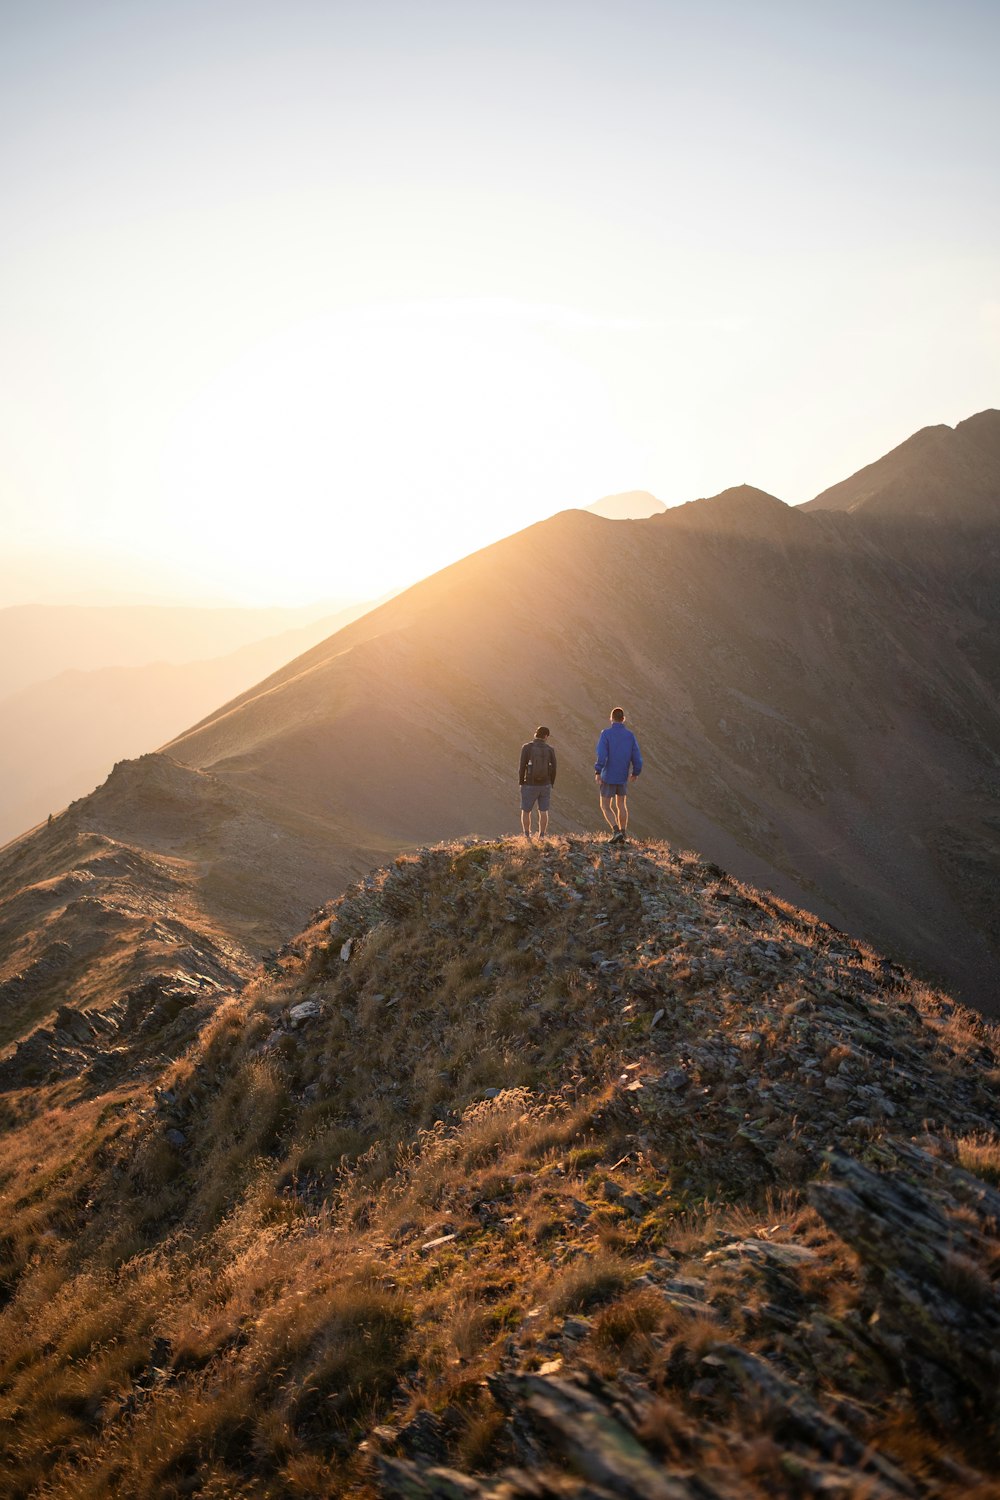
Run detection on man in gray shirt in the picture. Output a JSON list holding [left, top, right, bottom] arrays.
[[518, 726, 557, 838]]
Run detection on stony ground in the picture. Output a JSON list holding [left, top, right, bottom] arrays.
[[1, 835, 998, 1498]]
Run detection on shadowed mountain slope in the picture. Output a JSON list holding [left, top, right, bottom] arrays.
[[803, 408, 1000, 519], [1, 838, 999, 1497], [3, 473, 1000, 1039]]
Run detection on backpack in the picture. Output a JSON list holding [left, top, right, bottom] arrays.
[[528, 741, 551, 784]]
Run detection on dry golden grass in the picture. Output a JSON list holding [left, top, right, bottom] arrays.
[[547, 1251, 634, 1315], [956, 1132, 1000, 1186], [1, 836, 999, 1497]]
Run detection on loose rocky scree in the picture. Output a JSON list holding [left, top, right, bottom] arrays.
[[0, 835, 998, 1499]]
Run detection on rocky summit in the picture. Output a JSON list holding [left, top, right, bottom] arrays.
[[1, 836, 999, 1497]]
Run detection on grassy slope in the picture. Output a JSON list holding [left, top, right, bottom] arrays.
[[1, 837, 998, 1497]]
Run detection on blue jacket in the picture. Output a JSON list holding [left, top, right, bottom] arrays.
[[595, 722, 642, 783]]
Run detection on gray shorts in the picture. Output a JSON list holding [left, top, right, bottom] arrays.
[[600, 782, 628, 797], [520, 783, 552, 811]]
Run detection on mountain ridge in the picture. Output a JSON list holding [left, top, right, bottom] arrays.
[[1, 836, 999, 1496], [3, 472, 1000, 1040], [803, 408, 1000, 519], [4, 414, 1000, 1056], [5, 410, 1000, 1490]]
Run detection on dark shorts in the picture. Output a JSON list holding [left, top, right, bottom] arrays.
[[600, 782, 628, 797], [520, 783, 552, 811]]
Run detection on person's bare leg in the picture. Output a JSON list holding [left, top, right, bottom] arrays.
[[521, 808, 532, 837], [616, 794, 629, 832], [600, 794, 618, 832], [539, 809, 549, 836]]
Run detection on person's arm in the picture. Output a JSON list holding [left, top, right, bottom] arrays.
[[518, 745, 530, 784], [630, 734, 642, 778], [595, 729, 608, 780], [549, 745, 557, 786]]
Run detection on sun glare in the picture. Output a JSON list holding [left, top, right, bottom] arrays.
[[153, 304, 640, 603]]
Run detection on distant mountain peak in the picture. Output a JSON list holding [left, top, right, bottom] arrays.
[[584, 490, 666, 520]]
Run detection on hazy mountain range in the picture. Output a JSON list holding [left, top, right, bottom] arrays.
[[0, 598, 374, 843], [0, 600, 355, 699], [1, 411, 999, 1048]]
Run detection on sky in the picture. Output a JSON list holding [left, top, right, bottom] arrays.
[[1, 0, 998, 605]]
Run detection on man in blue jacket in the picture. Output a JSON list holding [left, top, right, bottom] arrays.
[[595, 707, 642, 843]]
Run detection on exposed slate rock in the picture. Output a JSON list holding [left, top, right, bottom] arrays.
[[810, 1142, 1000, 1441], [0, 968, 232, 1091]]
